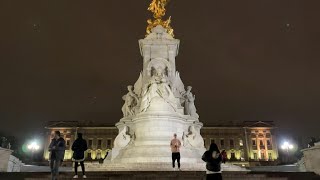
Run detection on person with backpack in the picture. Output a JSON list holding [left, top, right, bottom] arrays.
[[202, 142, 222, 180], [71, 133, 88, 179]]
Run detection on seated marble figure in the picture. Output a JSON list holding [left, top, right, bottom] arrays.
[[140, 67, 177, 112]]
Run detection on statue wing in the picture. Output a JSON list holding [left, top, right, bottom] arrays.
[[134, 72, 143, 97]]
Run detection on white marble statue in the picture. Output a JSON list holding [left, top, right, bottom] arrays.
[[183, 125, 204, 148], [100, 25, 207, 169], [183, 86, 199, 118], [113, 126, 131, 148], [121, 85, 139, 117], [140, 66, 177, 112]]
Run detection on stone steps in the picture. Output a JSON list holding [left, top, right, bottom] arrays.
[[86, 162, 248, 172]]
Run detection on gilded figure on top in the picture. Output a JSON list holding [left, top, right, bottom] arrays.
[[146, 0, 174, 37]]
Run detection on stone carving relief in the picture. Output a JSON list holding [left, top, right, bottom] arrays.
[[182, 125, 204, 148], [114, 126, 131, 148], [121, 85, 139, 117], [183, 86, 199, 118]]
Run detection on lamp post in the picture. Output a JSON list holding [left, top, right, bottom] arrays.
[[27, 141, 40, 162], [281, 141, 293, 164]]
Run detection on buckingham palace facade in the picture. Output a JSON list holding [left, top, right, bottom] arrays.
[[43, 121, 279, 166]]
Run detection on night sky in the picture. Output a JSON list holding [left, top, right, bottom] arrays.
[[0, 0, 320, 138]]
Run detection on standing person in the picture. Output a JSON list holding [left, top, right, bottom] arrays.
[[48, 131, 66, 180], [72, 133, 88, 179], [170, 133, 181, 170], [202, 143, 222, 180], [221, 150, 227, 164]]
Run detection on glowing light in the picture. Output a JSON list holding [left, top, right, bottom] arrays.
[[281, 141, 293, 150], [27, 141, 40, 151]]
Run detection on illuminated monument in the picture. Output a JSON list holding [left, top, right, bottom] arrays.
[[99, 0, 206, 170]]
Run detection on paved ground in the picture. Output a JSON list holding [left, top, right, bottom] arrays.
[[1, 171, 320, 180]]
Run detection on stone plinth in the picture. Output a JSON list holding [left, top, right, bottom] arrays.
[[112, 112, 205, 165], [0, 148, 13, 172], [301, 142, 320, 175]]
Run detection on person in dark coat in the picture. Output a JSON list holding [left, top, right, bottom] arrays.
[[202, 143, 223, 180], [48, 131, 66, 180], [72, 133, 88, 179], [221, 150, 227, 164]]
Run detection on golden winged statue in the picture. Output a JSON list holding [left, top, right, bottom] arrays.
[[146, 0, 174, 37]]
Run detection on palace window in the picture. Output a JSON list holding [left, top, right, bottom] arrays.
[[260, 140, 264, 146], [230, 139, 234, 147], [231, 152, 236, 160], [261, 152, 265, 160], [268, 153, 272, 160], [220, 139, 224, 146], [66, 139, 70, 148], [87, 152, 92, 160], [252, 139, 256, 146], [210, 139, 215, 144], [97, 151, 101, 159], [97, 139, 102, 149], [106, 139, 112, 149], [88, 139, 93, 149], [253, 153, 257, 160], [267, 139, 271, 146]]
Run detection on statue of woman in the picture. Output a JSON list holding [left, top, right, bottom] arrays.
[[121, 86, 139, 117], [183, 86, 199, 118], [140, 67, 177, 112]]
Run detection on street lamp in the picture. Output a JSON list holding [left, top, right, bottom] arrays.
[[281, 141, 293, 152], [27, 141, 40, 162], [27, 141, 40, 151], [281, 141, 294, 164]]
